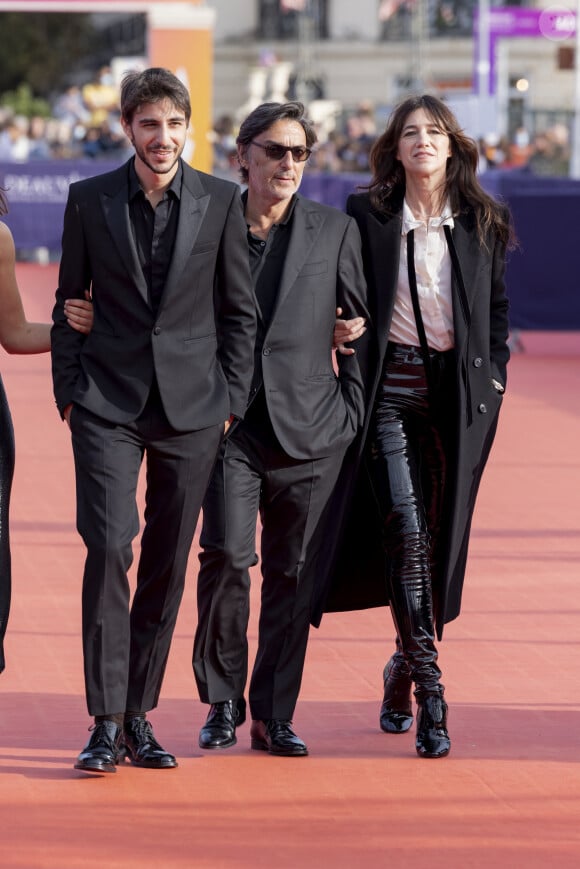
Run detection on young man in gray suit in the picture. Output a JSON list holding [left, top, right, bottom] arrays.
[[193, 101, 370, 756], [51, 68, 256, 774]]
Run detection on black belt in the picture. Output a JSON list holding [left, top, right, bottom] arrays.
[[387, 342, 453, 364]]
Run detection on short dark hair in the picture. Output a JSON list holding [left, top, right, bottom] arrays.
[[120, 67, 191, 125], [0, 187, 7, 217], [236, 101, 317, 183]]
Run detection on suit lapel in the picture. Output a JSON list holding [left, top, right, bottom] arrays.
[[161, 167, 210, 306], [100, 165, 148, 304], [101, 162, 210, 311], [270, 197, 322, 319]]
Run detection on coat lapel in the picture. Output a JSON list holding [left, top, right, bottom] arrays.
[[447, 212, 481, 322], [366, 210, 402, 361]]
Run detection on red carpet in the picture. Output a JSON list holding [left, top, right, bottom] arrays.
[[0, 264, 578, 868]]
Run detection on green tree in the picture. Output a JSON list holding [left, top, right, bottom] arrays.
[[1, 83, 51, 118], [0, 13, 102, 100]]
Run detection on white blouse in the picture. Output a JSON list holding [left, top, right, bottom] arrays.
[[388, 198, 455, 352]]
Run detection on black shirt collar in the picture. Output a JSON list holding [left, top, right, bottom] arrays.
[[128, 158, 183, 202], [241, 190, 299, 229]]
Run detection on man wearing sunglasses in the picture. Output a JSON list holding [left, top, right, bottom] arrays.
[[193, 101, 370, 756]]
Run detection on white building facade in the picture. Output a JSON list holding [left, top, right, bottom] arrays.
[[207, 0, 577, 140]]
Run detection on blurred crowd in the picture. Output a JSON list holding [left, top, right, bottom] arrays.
[[0, 67, 132, 163], [477, 122, 571, 177], [0, 67, 573, 178], [212, 102, 573, 179]]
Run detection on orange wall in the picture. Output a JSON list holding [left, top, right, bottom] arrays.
[[149, 23, 213, 172]]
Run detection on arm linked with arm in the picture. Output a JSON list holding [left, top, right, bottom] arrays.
[[335, 218, 373, 432], [214, 186, 257, 420], [51, 188, 91, 418]]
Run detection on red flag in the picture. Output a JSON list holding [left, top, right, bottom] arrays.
[[281, 0, 307, 12]]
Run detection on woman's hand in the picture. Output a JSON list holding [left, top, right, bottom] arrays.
[[65, 291, 93, 335], [333, 307, 366, 356]]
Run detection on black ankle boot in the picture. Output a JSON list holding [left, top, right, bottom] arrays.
[[415, 692, 450, 758], [380, 651, 413, 733]]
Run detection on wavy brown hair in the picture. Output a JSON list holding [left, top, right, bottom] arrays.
[[368, 94, 514, 248], [120, 67, 191, 125]]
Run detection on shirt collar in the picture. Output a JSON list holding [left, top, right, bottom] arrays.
[[128, 158, 183, 202], [401, 197, 454, 235], [241, 190, 298, 228]]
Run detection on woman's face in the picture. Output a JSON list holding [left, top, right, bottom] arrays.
[[396, 107, 451, 184]]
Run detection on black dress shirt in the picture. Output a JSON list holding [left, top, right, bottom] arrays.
[[241, 192, 297, 440], [244, 191, 297, 331], [128, 159, 182, 313]]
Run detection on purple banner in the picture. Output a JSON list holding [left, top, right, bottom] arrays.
[[1, 160, 579, 329], [0, 160, 121, 251], [0, 160, 365, 253], [474, 7, 577, 95]]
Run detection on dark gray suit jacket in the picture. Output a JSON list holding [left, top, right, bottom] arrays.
[[250, 195, 370, 460], [51, 158, 256, 431]]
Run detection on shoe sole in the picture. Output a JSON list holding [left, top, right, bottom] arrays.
[[125, 757, 178, 768], [251, 739, 308, 757], [416, 745, 451, 759], [74, 761, 117, 774], [198, 736, 237, 750]]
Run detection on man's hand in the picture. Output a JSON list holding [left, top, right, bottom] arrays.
[[65, 291, 93, 335], [63, 404, 73, 429], [333, 307, 366, 356]]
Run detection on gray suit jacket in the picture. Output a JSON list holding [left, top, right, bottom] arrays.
[[250, 195, 370, 460], [51, 159, 256, 431]]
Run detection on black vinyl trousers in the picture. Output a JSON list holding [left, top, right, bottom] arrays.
[[370, 342, 455, 698]]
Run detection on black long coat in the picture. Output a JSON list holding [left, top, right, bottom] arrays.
[[311, 193, 510, 640]]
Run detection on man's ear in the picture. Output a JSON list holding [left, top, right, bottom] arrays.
[[121, 116, 132, 140], [237, 144, 248, 169]]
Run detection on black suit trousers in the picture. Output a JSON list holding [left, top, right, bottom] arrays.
[[71, 391, 222, 716], [193, 405, 345, 721]]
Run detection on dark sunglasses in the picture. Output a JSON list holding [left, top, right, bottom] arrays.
[[250, 141, 312, 162]]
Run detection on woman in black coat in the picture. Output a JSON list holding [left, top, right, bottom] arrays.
[[325, 95, 513, 758]]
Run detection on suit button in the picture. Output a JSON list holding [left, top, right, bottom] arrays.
[[263, 347, 271, 356], [473, 357, 483, 368], [153, 326, 161, 335], [478, 403, 487, 414]]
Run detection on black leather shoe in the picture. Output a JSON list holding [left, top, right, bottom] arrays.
[[415, 694, 451, 759], [380, 653, 414, 734], [199, 698, 246, 750], [123, 717, 178, 768], [250, 719, 308, 757], [74, 720, 123, 774]]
